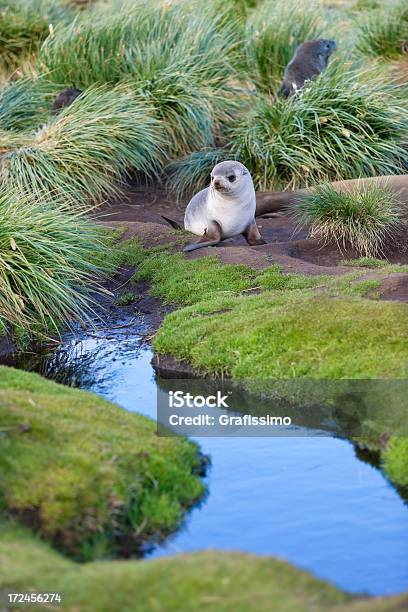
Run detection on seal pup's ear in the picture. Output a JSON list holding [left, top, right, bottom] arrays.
[[161, 215, 183, 230], [243, 220, 267, 246], [184, 220, 222, 253]]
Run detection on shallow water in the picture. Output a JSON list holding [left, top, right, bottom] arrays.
[[17, 318, 408, 597]]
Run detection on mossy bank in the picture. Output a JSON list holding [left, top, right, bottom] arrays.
[[0, 366, 206, 561], [2, 520, 408, 612], [115, 237, 408, 379], [114, 235, 408, 495]]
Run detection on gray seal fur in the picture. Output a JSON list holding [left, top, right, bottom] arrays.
[[280, 39, 336, 97], [183, 160, 266, 252]]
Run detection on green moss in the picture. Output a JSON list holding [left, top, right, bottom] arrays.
[[0, 520, 349, 611], [2, 519, 408, 611], [383, 438, 408, 489], [132, 249, 258, 305], [153, 292, 408, 378], [329, 275, 381, 298], [109, 240, 408, 379], [256, 266, 329, 291], [341, 258, 408, 273], [115, 291, 138, 306], [341, 257, 389, 268], [0, 367, 205, 561]]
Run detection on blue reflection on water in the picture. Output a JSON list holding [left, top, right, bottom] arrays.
[[42, 326, 408, 596]]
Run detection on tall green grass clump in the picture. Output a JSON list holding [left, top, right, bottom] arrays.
[[0, 78, 55, 132], [0, 85, 164, 207], [0, 190, 109, 341], [351, 0, 380, 12], [245, 0, 324, 94], [292, 182, 404, 256], [39, 1, 241, 155], [230, 66, 408, 191], [356, 1, 408, 60], [0, 0, 71, 75]]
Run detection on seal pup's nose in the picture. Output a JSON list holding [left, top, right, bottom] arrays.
[[213, 179, 222, 190]]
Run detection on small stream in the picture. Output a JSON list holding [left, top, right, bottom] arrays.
[[15, 314, 408, 597]]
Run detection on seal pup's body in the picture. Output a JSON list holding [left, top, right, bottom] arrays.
[[52, 88, 83, 114], [183, 160, 265, 252], [280, 39, 336, 97]]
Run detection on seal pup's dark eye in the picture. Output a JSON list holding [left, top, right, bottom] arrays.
[[227, 175, 236, 182]]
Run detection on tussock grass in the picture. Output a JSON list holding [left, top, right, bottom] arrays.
[[230, 66, 408, 191], [0, 77, 55, 132], [245, 0, 324, 94], [0, 85, 164, 207], [0, 2, 48, 73], [0, 190, 109, 340], [356, 1, 408, 60], [351, 0, 380, 11], [39, 1, 241, 156], [0, 0, 71, 75], [292, 182, 404, 256]]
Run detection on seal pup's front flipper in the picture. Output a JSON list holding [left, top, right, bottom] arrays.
[[243, 220, 267, 246], [161, 215, 183, 230], [184, 220, 222, 253]]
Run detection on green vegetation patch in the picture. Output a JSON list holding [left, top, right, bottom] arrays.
[[356, 1, 408, 60], [0, 85, 164, 209], [2, 519, 408, 610], [0, 367, 205, 561], [383, 438, 408, 490], [0, 190, 110, 343], [134, 253, 258, 305], [154, 292, 408, 378], [231, 67, 408, 191], [115, 239, 408, 379], [115, 291, 139, 307], [341, 258, 408, 273], [292, 182, 404, 257], [0, 520, 359, 612]]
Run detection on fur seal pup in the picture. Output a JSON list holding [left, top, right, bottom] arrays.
[[280, 39, 336, 97], [181, 160, 266, 253], [52, 88, 83, 114]]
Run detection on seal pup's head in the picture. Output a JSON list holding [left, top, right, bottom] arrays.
[[52, 88, 83, 115], [210, 161, 253, 197], [300, 39, 336, 62]]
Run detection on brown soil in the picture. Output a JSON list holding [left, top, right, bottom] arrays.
[[100, 178, 408, 276], [379, 274, 408, 302]]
